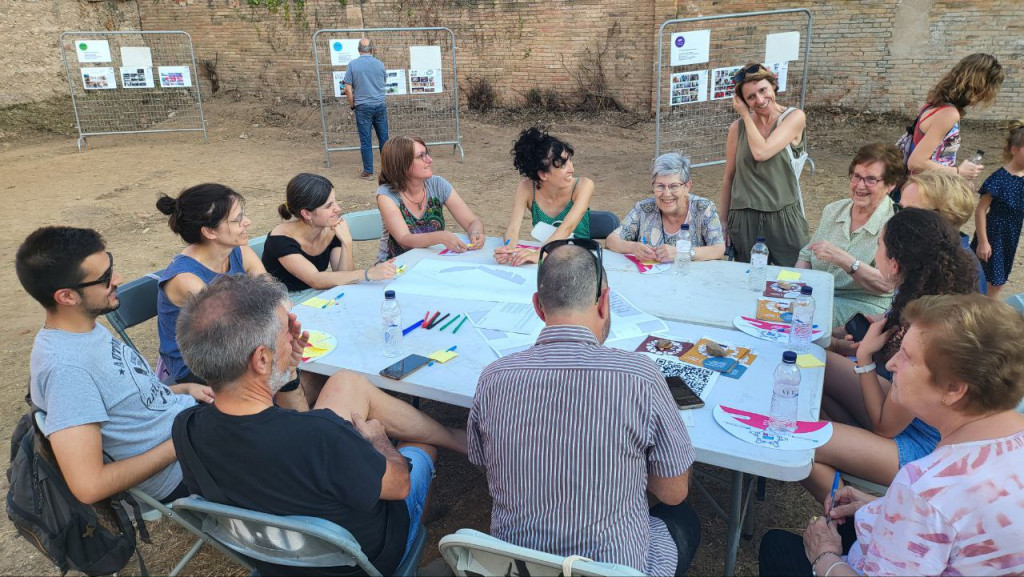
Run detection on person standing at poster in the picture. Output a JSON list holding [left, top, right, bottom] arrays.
[[343, 39, 389, 179]]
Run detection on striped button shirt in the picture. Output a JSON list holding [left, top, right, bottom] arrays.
[[468, 325, 695, 576]]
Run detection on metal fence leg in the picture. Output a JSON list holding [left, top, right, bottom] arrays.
[[77, 137, 86, 152]]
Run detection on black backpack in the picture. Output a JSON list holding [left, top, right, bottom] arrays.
[[6, 408, 150, 576]]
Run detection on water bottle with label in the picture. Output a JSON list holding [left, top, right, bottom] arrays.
[[674, 224, 692, 275], [381, 289, 403, 358], [748, 237, 769, 291], [789, 286, 815, 352], [767, 351, 800, 437]]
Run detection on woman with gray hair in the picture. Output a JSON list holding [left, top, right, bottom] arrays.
[[606, 152, 725, 262]]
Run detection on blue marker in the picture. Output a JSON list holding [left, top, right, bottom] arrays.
[[402, 320, 423, 336], [503, 238, 511, 246], [826, 471, 841, 523]]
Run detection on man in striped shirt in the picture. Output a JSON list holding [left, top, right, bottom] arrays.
[[468, 241, 701, 575]]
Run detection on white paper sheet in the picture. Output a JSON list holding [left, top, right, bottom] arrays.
[[75, 40, 111, 63], [119, 67, 154, 89], [408, 69, 442, 94], [409, 45, 442, 71], [158, 66, 191, 88], [670, 70, 708, 106], [121, 47, 152, 68], [329, 39, 360, 67], [386, 258, 536, 304], [765, 31, 800, 64], [469, 309, 538, 358], [386, 69, 407, 95], [530, 221, 559, 243], [767, 62, 788, 93], [81, 67, 116, 90], [476, 302, 544, 335], [333, 70, 346, 98], [608, 291, 669, 341], [670, 29, 711, 66]]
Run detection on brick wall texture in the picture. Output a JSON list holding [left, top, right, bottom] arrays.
[[3, 0, 1021, 120]]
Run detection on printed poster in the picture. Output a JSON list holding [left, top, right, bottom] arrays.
[[711, 65, 743, 100], [670, 70, 708, 106], [75, 40, 111, 63], [119, 67, 154, 89], [120, 47, 153, 68], [408, 69, 442, 94], [158, 66, 191, 88], [669, 29, 710, 66], [385, 69, 407, 95], [767, 61, 789, 92], [333, 70, 346, 98], [329, 39, 360, 67], [765, 31, 800, 65], [409, 45, 442, 71], [81, 67, 116, 90]]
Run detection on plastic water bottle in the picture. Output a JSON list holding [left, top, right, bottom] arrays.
[[674, 225, 692, 275], [381, 289, 402, 358], [768, 351, 800, 436], [748, 237, 769, 291], [966, 149, 985, 191], [789, 286, 815, 352]]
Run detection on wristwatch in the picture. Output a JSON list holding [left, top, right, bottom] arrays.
[[850, 259, 861, 273], [689, 248, 696, 259], [853, 362, 876, 374]]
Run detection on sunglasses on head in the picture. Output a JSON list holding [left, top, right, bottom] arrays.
[[67, 252, 114, 290], [733, 64, 766, 84], [538, 238, 604, 304]]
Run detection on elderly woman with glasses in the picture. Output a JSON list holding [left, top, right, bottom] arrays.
[[720, 62, 809, 266], [606, 152, 725, 263], [376, 135, 484, 263], [796, 143, 902, 326]]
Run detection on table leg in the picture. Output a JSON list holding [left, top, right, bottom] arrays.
[[724, 470, 745, 576]]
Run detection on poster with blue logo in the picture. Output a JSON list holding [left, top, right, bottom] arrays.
[[329, 39, 360, 67], [669, 29, 710, 67]]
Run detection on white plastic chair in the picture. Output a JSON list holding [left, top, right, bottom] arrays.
[[438, 528, 645, 577], [343, 209, 384, 241]]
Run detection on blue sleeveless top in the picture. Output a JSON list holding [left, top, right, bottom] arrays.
[[157, 247, 245, 381]]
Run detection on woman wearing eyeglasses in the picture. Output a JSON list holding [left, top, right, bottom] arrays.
[[156, 183, 266, 384], [606, 152, 725, 262], [720, 62, 809, 266], [376, 135, 484, 263], [795, 143, 902, 326], [494, 127, 595, 267]]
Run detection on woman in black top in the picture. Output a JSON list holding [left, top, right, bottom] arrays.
[[263, 173, 396, 292]]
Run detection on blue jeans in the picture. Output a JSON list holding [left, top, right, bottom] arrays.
[[398, 445, 434, 564], [355, 103, 389, 173]]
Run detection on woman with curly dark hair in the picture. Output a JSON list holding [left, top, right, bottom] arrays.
[[494, 127, 595, 266], [800, 208, 978, 502]]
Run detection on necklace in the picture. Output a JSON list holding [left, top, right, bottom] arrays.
[[402, 188, 427, 211]]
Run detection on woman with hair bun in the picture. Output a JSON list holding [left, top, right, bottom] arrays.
[[262, 173, 395, 293], [494, 126, 595, 266], [156, 183, 265, 384]]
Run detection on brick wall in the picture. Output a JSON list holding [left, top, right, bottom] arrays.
[[5, 0, 1021, 121]]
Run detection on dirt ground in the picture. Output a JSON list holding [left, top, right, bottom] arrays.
[[0, 98, 1019, 576]]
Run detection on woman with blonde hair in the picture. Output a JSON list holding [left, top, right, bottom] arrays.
[[904, 53, 1004, 180]]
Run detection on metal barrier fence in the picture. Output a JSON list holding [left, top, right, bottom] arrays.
[[313, 28, 463, 168], [654, 10, 812, 167], [60, 31, 207, 151]]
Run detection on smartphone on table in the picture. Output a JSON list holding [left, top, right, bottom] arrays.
[[665, 376, 705, 410], [379, 354, 431, 380], [844, 312, 871, 343]]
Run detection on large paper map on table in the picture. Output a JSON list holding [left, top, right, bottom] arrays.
[[386, 258, 536, 304]]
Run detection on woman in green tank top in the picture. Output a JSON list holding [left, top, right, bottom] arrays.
[[495, 127, 594, 267]]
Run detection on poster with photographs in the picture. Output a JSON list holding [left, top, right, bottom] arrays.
[[711, 66, 742, 100], [119, 67, 154, 89], [158, 66, 192, 88], [767, 62, 789, 92], [81, 67, 116, 90], [385, 69, 407, 95], [333, 71, 346, 98], [408, 69, 442, 94], [670, 70, 708, 106]]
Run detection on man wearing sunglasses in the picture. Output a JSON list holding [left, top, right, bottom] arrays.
[[468, 239, 700, 576], [16, 227, 213, 505]]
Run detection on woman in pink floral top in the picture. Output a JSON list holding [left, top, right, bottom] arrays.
[[760, 293, 1024, 577]]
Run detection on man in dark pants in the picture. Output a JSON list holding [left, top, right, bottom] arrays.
[[343, 38, 389, 178]]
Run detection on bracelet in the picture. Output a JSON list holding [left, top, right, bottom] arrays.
[[825, 560, 849, 577], [364, 268, 370, 282], [811, 551, 840, 571]]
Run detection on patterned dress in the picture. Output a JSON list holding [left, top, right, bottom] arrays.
[[611, 194, 724, 248], [913, 104, 960, 168], [376, 176, 452, 262], [971, 168, 1024, 285]]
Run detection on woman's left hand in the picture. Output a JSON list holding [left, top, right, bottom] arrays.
[[654, 244, 676, 264], [731, 92, 749, 116], [508, 248, 540, 267], [857, 318, 894, 365], [808, 241, 851, 268], [803, 516, 842, 565]]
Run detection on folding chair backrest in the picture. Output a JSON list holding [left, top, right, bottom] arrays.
[[589, 210, 621, 240], [248, 234, 268, 259], [104, 272, 161, 351], [172, 496, 380, 575], [343, 209, 384, 241], [438, 529, 645, 577]]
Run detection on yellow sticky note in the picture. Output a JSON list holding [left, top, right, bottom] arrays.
[[796, 354, 825, 368], [301, 296, 333, 308], [396, 264, 407, 275], [428, 350, 458, 363], [777, 269, 802, 281]]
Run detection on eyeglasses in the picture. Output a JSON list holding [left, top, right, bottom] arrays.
[[849, 174, 883, 187], [414, 149, 432, 161], [653, 182, 688, 194], [733, 64, 766, 84], [228, 209, 246, 226], [538, 238, 604, 304], [67, 252, 114, 290]]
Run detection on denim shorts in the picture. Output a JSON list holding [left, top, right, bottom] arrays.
[[893, 418, 941, 468], [398, 446, 435, 561]]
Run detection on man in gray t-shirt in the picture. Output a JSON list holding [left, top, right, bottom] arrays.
[[343, 38, 389, 178], [16, 226, 212, 503]]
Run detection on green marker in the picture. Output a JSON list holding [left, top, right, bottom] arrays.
[[439, 313, 461, 332], [452, 316, 469, 334]]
